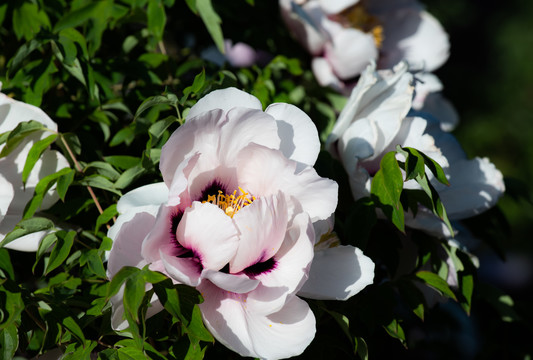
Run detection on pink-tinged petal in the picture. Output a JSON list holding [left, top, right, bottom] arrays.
[[237, 144, 338, 222], [318, 0, 359, 14], [140, 205, 175, 263], [167, 153, 199, 207], [199, 282, 316, 359], [160, 109, 223, 187], [324, 28, 377, 80], [225, 40, 257, 68], [159, 248, 202, 287], [116, 182, 168, 214], [218, 107, 281, 166], [439, 157, 505, 220], [107, 212, 153, 277], [246, 295, 316, 359], [298, 246, 374, 300], [246, 211, 314, 314], [265, 103, 320, 167], [176, 202, 239, 271], [0, 92, 57, 132], [203, 269, 260, 293], [186, 87, 262, 120], [230, 193, 288, 273], [379, 9, 449, 72]]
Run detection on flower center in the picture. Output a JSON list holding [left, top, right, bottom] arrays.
[[335, 3, 384, 47], [203, 187, 255, 218]]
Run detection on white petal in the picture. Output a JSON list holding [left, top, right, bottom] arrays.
[[116, 182, 169, 214], [279, 0, 328, 55], [298, 246, 374, 300], [265, 103, 320, 167], [379, 9, 449, 72], [0, 173, 14, 217], [440, 157, 505, 220], [107, 211, 153, 277], [324, 28, 377, 80], [1, 230, 49, 252], [186, 87, 262, 120], [199, 281, 316, 359], [0, 92, 58, 132], [176, 202, 239, 271], [203, 270, 259, 293], [318, 0, 359, 14], [327, 61, 413, 154], [337, 117, 377, 174], [230, 193, 288, 273], [311, 57, 345, 92], [246, 295, 316, 359]]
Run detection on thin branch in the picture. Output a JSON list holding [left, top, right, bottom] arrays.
[[60, 135, 105, 216]]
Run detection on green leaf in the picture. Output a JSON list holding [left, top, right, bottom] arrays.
[[183, 69, 206, 100], [113, 166, 146, 190], [23, 167, 72, 219], [54, 1, 107, 32], [81, 249, 107, 278], [0, 217, 54, 249], [417, 148, 450, 186], [147, 116, 178, 148], [371, 152, 405, 232], [324, 309, 353, 347], [383, 319, 406, 347], [57, 169, 76, 201], [185, 305, 214, 344], [0, 323, 18, 359], [107, 266, 141, 299], [415, 270, 457, 301], [196, 0, 224, 53], [45, 231, 76, 275], [104, 156, 141, 170], [0, 249, 15, 279], [354, 337, 368, 360], [117, 347, 147, 360], [95, 204, 118, 233], [62, 316, 86, 344], [85, 161, 121, 181], [7, 38, 47, 78], [124, 273, 146, 323], [22, 134, 58, 184], [134, 93, 179, 120], [12, 2, 51, 41], [147, 0, 167, 42], [396, 145, 425, 181], [34, 232, 58, 273], [78, 174, 122, 196], [0, 120, 46, 157]]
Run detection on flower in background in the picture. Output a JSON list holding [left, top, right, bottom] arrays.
[[326, 63, 505, 238], [202, 39, 272, 68], [279, 0, 449, 92], [107, 88, 375, 359], [0, 88, 69, 251]]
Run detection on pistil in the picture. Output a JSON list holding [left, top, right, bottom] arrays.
[[203, 187, 256, 218]]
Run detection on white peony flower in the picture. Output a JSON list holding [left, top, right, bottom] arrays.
[[107, 88, 375, 359], [0, 89, 69, 251]]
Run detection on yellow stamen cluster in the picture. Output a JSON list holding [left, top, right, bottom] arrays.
[[203, 187, 256, 218], [338, 3, 384, 48]]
